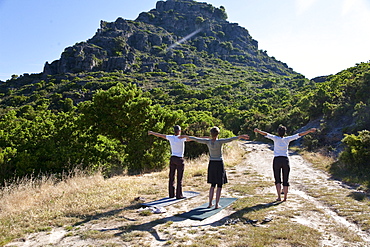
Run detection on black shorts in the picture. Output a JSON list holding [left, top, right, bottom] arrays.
[[207, 160, 228, 185]]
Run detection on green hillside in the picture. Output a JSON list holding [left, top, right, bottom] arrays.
[[0, 0, 369, 185]]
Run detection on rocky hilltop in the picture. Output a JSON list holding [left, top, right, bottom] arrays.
[[44, 0, 294, 76]]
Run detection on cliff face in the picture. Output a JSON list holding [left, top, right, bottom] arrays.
[[137, 0, 258, 53], [44, 0, 294, 76], [44, 18, 176, 74]]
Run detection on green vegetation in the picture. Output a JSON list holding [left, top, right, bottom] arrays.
[[340, 130, 370, 170], [1, 61, 370, 186], [0, 0, 369, 187], [330, 130, 370, 187]]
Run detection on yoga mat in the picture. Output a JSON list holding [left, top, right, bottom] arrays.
[[178, 197, 238, 220], [142, 191, 200, 208]]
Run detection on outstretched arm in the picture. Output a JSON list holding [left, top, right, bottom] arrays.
[[148, 131, 167, 139], [237, 134, 250, 140], [254, 128, 268, 136], [179, 135, 193, 141], [298, 128, 316, 136], [179, 135, 210, 141], [180, 135, 210, 144]]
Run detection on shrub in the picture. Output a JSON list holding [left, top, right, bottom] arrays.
[[339, 130, 370, 170], [195, 16, 205, 24]]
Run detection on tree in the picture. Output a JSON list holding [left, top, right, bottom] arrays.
[[79, 83, 185, 172]]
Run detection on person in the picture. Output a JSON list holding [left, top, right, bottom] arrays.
[[181, 127, 249, 209], [148, 125, 188, 199], [254, 126, 316, 201]]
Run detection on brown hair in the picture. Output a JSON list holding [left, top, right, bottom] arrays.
[[277, 126, 287, 137], [210, 127, 220, 137]]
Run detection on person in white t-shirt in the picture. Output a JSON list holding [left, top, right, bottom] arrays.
[[148, 125, 189, 199], [254, 126, 316, 201]]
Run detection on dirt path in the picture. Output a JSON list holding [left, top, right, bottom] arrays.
[[244, 142, 370, 246], [5, 142, 370, 247]]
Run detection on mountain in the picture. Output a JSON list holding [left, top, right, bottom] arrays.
[[1, 0, 369, 184], [43, 0, 295, 77]]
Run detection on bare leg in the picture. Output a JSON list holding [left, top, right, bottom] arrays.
[[275, 183, 282, 201], [208, 186, 215, 208], [215, 187, 222, 209], [283, 186, 289, 201]]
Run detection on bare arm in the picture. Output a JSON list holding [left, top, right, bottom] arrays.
[[179, 135, 210, 142], [148, 131, 167, 139], [298, 128, 316, 136], [237, 134, 250, 140], [179, 135, 193, 141], [254, 128, 268, 136]]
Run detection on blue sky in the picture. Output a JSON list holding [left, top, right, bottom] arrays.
[[1, 0, 370, 81]]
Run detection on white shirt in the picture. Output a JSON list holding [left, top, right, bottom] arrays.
[[166, 135, 186, 157], [265, 134, 301, 157]]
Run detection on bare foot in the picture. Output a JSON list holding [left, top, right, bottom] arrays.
[[214, 204, 221, 209], [207, 204, 214, 208], [276, 198, 281, 201]]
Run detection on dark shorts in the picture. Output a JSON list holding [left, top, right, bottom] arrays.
[[207, 160, 228, 185]]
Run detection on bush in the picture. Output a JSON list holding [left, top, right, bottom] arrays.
[[195, 16, 205, 24], [339, 130, 370, 170]]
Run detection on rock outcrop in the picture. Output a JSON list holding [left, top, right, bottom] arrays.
[[44, 0, 294, 76]]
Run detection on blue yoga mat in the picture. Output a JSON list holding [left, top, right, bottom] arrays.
[[178, 197, 238, 220], [141, 191, 200, 208]]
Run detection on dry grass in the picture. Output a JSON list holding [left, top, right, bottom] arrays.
[[0, 143, 223, 245], [300, 150, 370, 233], [1, 142, 369, 247], [300, 149, 336, 172], [0, 169, 159, 245]]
